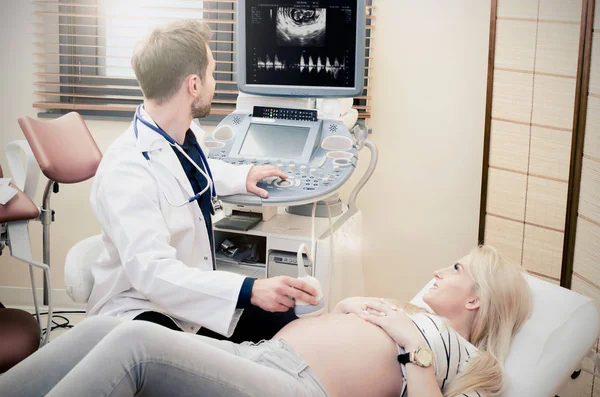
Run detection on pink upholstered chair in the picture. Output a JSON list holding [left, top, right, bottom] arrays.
[[17, 112, 102, 296], [2, 112, 103, 343], [18, 112, 102, 184]]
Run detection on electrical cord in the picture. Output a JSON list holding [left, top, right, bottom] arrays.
[[32, 311, 86, 340], [325, 200, 335, 310]]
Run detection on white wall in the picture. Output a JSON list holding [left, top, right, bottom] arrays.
[[353, 1, 491, 300], [0, 0, 491, 304]]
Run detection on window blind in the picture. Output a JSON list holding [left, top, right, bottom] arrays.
[[482, 0, 583, 285], [32, 0, 375, 119], [571, 0, 600, 310]]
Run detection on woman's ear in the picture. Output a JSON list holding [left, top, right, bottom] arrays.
[[466, 295, 480, 311]]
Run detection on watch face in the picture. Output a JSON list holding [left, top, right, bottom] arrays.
[[416, 348, 434, 367]]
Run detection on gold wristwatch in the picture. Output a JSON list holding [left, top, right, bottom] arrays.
[[397, 346, 434, 368]]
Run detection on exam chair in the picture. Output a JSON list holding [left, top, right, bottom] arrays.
[[411, 275, 600, 396], [10, 112, 102, 334], [0, 163, 51, 352]]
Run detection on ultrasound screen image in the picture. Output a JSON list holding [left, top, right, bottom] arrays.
[[245, 0, 357, 88], [276, 8, 326, 47]]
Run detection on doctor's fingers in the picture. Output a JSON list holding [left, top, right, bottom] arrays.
[[275, 294, 296, 309], [280, 285, 319, 306], [284, 277, 319, 298], [247, 184, 269, 199], [256, 166, 287, 181], [263, 301, 293, 313]]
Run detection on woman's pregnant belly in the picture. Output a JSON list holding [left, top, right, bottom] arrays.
[[275, 313, 403, 397]]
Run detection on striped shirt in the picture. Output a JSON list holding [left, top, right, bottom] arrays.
[[398, 312, 484, 397]]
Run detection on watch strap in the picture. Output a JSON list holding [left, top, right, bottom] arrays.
[[397, 352, 411, 365]]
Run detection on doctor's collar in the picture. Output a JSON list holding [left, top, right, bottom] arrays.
[[180, 129, 198, 150]]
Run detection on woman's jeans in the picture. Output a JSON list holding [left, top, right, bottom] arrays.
[[0, 315, 329, 397]]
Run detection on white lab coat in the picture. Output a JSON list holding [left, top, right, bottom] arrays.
[[87, 107, 253, 336]]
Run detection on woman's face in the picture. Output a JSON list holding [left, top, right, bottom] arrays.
[[423, 254, 480, 317]]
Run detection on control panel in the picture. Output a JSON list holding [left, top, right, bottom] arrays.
[[203, 107, 358, 206]]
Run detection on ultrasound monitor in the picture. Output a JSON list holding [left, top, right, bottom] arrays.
[[236, 0, 366, 97]]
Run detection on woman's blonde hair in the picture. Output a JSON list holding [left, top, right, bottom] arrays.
[[441, 245, 532, 397], [399, 245, 531, 396], [131, 20, 212, 104]]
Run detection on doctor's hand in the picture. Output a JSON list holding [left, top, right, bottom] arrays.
[[251, 276, 319, 312], [246, 166, 288, 199], [361, 299, 424, 350]]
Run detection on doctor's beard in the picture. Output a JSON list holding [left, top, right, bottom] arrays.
[[191, 96, 211, 118]]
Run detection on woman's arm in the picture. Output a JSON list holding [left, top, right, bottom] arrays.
[[402, 349, 444, 397], [362, 300, 444, 397]]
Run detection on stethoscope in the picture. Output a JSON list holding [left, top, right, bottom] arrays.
[[133, 105, 220, 211]]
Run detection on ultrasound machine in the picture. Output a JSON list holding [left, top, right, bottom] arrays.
[[206, 0, 367, 207], [207, 0, 376, 313]]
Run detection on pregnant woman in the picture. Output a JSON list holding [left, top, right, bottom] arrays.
[[0, 245, 531, 397]]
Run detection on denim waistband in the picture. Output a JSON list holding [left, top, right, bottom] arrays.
[[239, 338, 330, 397]]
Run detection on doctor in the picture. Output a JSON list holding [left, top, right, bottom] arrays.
[[87, 19, 319, 340]]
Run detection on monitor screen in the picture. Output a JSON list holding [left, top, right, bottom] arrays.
[[237, 0, 365, 97], [239, 124, 310, 160]]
